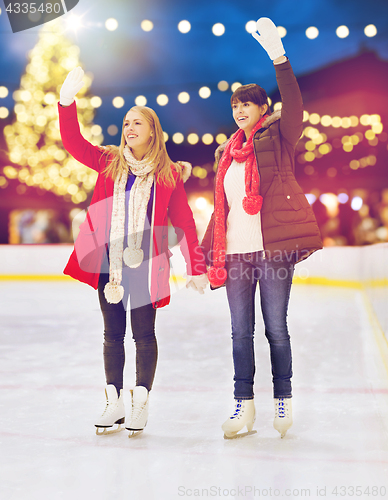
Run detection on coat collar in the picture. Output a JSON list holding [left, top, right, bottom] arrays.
[[215, 110, 281, 162]]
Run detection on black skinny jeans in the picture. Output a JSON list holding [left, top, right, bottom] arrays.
[[97, 268, 157, 394]]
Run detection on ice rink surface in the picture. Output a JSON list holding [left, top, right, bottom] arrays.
[[0, 279, 388, 500]]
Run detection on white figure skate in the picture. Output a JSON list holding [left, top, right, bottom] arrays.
[[95, 385, 125, 435], [222, 399, 257, 439], [273, 397, 292, 438], [126, 386, 149, 438]]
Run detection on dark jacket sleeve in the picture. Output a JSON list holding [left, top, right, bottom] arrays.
[[200, 212, 214, 266], [274, 60, 304, 147], [58, 101, 107, 173]]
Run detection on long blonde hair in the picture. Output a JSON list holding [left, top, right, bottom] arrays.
[[103, 106, 181, 187]]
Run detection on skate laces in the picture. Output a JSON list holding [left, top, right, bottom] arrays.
[[231, 399, 243, 419], [102, 399, 119, 417], [275, 398, 289, 419], [131, 400, 147, 421]]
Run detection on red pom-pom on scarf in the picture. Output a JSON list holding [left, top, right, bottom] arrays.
[[207, 266, 227, 287], [242, 194, 263, 215]]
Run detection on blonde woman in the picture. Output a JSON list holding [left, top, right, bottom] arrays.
[[58, 67, 208, 436]]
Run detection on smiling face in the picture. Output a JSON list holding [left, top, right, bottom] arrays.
[[123, 109, 153, 160], [232, 100, 266, 139]]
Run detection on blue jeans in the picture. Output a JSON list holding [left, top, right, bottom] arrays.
[[225, 251, 294, 399]]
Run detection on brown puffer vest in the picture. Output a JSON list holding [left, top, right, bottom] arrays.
[[201, 60, 322, 265]]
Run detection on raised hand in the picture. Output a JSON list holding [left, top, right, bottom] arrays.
[[251, 17, 285, 61], [59, 66, 85, 106]]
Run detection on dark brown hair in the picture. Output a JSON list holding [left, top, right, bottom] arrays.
[[231, 84, 270, 115]]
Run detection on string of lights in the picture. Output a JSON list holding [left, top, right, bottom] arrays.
[[0, 14, 385, 204]]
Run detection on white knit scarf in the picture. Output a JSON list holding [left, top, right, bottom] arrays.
[[104, 145, 155, 304]]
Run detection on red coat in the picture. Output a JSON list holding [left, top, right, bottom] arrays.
[[58, 102, 206, 308]]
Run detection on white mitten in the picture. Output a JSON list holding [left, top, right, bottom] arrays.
[[251, 17, 285, 60], [186, 273, 209, 295], [60, 66, 85, 106]]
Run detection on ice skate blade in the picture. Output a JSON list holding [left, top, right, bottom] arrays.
[[223, 430, 257, 440], [127, 429, 144, 438], [95, 424, 124, 436]]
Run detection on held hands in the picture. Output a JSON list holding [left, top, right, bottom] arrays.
[[186, 273, 209, 295], [60, 66, 85, 106], [251, 17, 285, 61]]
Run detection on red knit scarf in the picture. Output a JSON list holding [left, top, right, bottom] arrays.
[[208, 116, 266, 288]]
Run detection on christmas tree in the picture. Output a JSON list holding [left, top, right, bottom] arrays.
[[3, 19, 102, 205]]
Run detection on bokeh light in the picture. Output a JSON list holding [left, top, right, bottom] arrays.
[[135, 95, 147, 106], [202, 133, 213, 145], [90, 96, 102, 108], [212, 23, 225, 36], [0, 86, 9, 98], [245, 21, 257, 34], [112, 96, 125, 108], [105, 18, 118, 31], [306, 27, 319, 39], [364, 24, 377, 37], [336, 25, 349, 38], [141, 20, 154, 32], [231, 82, 242, 92], [0, 107, 9, 119], [156, 94, 169, 106], [199, 87, 211, 99], [178, 92, 190, 104], [351, 196, 363, 211], [178, 20, 191, 33], [187, 133, 199, 145], [172, 132, 184, 144], [218, 80, 229, 91]]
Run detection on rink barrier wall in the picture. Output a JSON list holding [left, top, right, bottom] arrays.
[[0, 243, 387, 349]]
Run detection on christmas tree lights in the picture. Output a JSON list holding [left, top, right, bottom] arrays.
[[3, 20, 102, 204]]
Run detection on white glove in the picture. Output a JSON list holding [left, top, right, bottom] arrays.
[[251, 17, 285, 60], [186, 273, 208, 295], [60, 67, 85, 106]]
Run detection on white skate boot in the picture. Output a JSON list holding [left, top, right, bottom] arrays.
[[95, 385, 125, 435], [222, 399, 257, 439], [126, 386, 149, 438], [273, 397, 292, 438]]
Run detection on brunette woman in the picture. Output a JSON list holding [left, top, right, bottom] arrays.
[[201, 18, 322, 439]]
